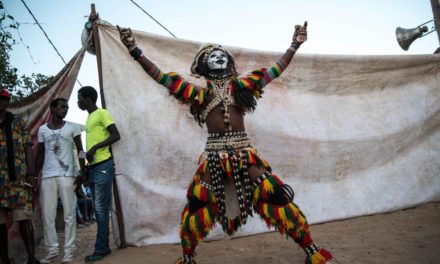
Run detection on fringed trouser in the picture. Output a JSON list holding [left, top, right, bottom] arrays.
[[177, 132, 333, 264]]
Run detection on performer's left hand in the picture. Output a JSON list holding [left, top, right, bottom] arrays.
[[292, 21, 308, 48]]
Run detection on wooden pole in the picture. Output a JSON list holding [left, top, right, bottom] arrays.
[[90, 3, 127, 248], [431, 0, 440, 50]]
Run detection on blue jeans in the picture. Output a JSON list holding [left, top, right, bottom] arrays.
[[88, 158, 115, 254]]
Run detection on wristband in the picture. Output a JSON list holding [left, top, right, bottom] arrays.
[[78, 151, 86, 159], [287, 46, 297, 53], [291, 41, 301, 49], [130, 47, 143, 60]]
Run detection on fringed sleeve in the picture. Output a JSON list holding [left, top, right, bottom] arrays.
[[146, 64, 207, 105], [234, 58, 288, 99]]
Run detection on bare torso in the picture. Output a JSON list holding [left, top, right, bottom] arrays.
[[202, 104, 265, 184], [205, 104, 245, 134]]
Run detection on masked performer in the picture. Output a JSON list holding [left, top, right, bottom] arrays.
[[118, 22, 336, 264]]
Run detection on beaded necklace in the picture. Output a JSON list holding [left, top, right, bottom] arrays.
[[211, 79, 233, 131], [49, 121, 65, 155]]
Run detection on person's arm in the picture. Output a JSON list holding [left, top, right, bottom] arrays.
[[236, 22, 308, 96], [86, 124, 120, 163], [74, 135, 86, 172], [73, 134, 86, 191], [33, 142, 45, 193], [279, 21, 308, 68], [117, 26, 206, 105], [24, 143, 34, 185], [76, 187, 87, 199]]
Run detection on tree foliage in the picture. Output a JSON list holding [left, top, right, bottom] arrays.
[[0, 2, 53, 102]]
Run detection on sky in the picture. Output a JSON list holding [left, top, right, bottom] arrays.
[[2, 0, 439, 125]]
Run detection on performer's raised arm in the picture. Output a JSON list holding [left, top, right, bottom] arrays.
[[236, 21, 307, 97], [117, 26, 205, 105], [282, 21, 308, 68]]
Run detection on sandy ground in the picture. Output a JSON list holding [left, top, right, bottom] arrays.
[[35, 202, 440, 264]]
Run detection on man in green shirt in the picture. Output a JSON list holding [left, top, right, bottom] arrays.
[[77, 86, 120, 262]]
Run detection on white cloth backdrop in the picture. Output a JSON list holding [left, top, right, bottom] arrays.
[[96, 25, 440, 246]]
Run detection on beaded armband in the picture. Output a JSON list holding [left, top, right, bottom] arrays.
[[288, 39, 301, 52]]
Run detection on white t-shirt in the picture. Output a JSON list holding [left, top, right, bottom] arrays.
[[38, 121, 81, 178]]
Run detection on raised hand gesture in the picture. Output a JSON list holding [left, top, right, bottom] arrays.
[[117, 25, 138, 52], [292, 21, 308, 49]]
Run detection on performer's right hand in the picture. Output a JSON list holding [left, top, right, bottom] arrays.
[[117, 25, 138, 52]]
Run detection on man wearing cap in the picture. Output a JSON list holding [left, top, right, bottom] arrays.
[[0, 89, 40, 264]]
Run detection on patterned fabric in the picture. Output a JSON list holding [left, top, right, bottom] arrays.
[[146, 58, 288, 107], [233, 58, 288, 99], [253, 173, 310, 243], [185, 137, 271, 235], [0, 113, 33, 211], [179, 182, 217, 255], [179, 138, 331, 264]]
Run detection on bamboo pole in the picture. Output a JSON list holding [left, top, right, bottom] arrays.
[[431, 0, 440, 44], [90, 3, 127, 249]]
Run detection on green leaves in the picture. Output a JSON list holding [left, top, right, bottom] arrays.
[[0, 8, 53, 102]]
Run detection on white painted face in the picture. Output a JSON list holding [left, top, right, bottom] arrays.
[[207, 50, 228, 70]]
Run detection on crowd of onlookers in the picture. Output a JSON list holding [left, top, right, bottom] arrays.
[[1, 86, 120, 264]]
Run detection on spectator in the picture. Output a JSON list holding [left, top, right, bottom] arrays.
[[34, 98, 85, 263], [77, 86, 120, 262], [0, 89, 39, 264]]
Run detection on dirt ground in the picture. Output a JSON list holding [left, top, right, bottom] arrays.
[[35, 202, 440, 264]]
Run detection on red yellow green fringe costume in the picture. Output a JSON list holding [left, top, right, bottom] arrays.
[[123, 35, 334, 263], [175, 132, 333, 264]]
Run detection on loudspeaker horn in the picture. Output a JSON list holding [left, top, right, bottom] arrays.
[[396, 26, 429, 51]]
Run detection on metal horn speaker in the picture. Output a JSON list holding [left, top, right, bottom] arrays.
[[396, 26, 429, 51]]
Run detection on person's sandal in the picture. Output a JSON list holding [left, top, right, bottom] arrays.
[[84, 250, 111, 262]]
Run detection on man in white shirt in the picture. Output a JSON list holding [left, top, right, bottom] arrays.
[[34, 98, 85, 263]]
